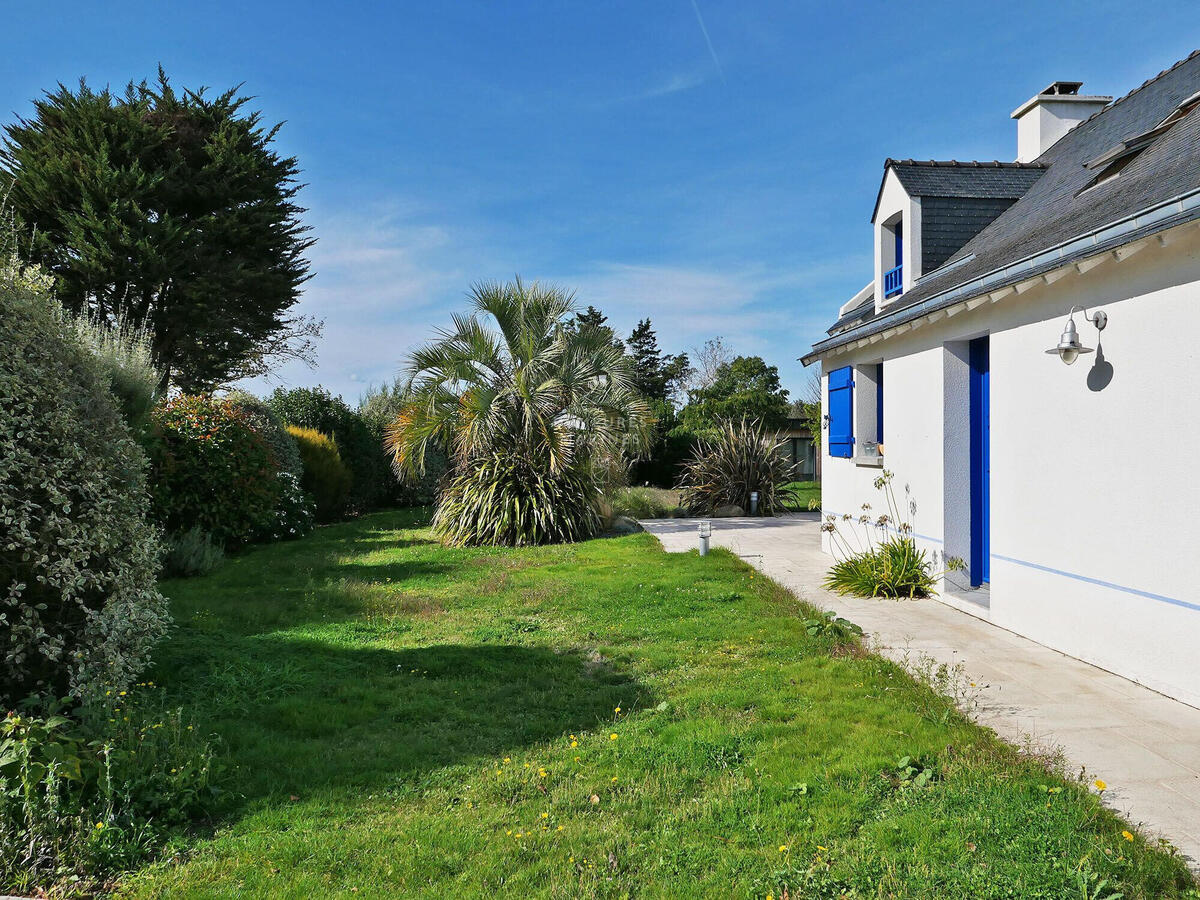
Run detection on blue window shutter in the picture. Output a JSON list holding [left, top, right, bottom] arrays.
[[828, 366, 854, 458]]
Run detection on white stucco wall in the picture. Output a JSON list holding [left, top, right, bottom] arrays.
[[819, 221, 1200, 708], [873, 170, 922, 312]]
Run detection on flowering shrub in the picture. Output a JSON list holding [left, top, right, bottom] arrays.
[[149, 395, 281, 548], [287, 426, 352, 522], [821, 470, 962, 598], [1, 255, 167, 705], [257, 471, 316, 541], [225, 389, 303, 477]]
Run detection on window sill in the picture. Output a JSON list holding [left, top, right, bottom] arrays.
[[854, 455, 884, 467]]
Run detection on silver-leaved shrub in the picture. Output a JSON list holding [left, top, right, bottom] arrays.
[[0, 253, 169, 705]]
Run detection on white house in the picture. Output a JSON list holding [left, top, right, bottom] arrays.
[[803, 51, 1200, 708]]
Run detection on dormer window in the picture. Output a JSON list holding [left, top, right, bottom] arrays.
[[884, 218, 903, 298]]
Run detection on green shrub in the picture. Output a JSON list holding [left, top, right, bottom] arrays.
[[0, 696, 220, 893], [224, 389, 303, 477], [360, 379, 445, 505], [257, 471, 316, 541], [270, 386, 388, 514], [161, 527, 225, 579], [69, 313, 161, 434], [288, 426, 352, 522], [676, 418, 796, 516], [434, 452, 603, 547], [0, 255, 167, 705], [149, 395, 282, 548]]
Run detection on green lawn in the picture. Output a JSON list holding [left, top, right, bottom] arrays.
[[783, 479, 821, 511], [119, 510, 1193, 898]]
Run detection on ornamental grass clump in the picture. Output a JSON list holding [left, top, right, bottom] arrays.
[[386, 278, 652, 546], [676, 418, 797, 516], [822, 470, 962, 598]]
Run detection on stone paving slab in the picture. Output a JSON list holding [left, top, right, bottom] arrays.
[[642, 513, 1200, 869]]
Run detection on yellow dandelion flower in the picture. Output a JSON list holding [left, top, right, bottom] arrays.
[[557, 825, 564, 832], [570, 741, 578, 748], [504, 757, 511, 763], [496, 770, 502, 775], [817, 845, 828, 852], [95, 822, 105, 830], [1094, 779, 1107, 792], [506, 830, 512, 836], [610, 733, 618, 741], [1122, 830, 1135, 842], [778, 845, 788, 852], [541, 812, 549, 819], [614, 706, 621, 713]]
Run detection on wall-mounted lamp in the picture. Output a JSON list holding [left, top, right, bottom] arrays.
[[1045, 306, 1107, 365]]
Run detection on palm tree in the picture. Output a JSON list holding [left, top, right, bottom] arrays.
[[386, 278, 652, 545]]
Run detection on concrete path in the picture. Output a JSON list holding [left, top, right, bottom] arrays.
[[642, 513, 1200, 868]]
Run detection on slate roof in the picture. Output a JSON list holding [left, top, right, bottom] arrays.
[[871, 160, 1046, 221], [809, 50, 1200, 362]]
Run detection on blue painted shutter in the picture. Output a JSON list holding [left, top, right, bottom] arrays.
[[828, 366, 854, 458]]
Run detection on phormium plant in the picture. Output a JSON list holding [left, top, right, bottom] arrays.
[[676, 417, 797, 516]]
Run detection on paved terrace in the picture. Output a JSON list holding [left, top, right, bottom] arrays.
[[641, 512, 1200, 869]]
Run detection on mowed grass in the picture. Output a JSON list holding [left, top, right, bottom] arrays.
[[783, 479, 821, 511], [118, 509, 1194, 898]]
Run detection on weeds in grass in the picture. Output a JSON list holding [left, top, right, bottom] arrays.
[[98, 511, 1197, 899]]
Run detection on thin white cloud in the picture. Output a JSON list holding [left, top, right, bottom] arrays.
[[689, 0, 725, 84], [237, 204, 479, 400], [638, 71, 708, 100]]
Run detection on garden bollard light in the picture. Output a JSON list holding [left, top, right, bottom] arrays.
[[698, 521, 711, 556], [750, 491, 759, 516]]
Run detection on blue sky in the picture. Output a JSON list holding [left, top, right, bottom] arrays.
[[3, 2, 1196, 403]]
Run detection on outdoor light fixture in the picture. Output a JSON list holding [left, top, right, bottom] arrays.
[[698, 521, 711, 557], [1045, 306, 1107, 365]]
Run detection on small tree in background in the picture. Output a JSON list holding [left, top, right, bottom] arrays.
[[0, 69, 317, 391], [680, 355, 791, 433]]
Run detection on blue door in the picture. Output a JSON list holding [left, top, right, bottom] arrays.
[[969, 337, 990, 586]]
